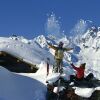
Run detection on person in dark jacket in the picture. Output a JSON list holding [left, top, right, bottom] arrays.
[[47, 41, 73, 73]]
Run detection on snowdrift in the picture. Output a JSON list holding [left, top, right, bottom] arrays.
[[0, 66, 46, 100]]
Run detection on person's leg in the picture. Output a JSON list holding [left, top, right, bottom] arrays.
[[75, 77, 84, 81], [85, 73, 94, 81], [70, 75, 76, 82], [59, 60, 63, 73], [53, 59, 60, 73], [53, 59, 63, 73], [74, 77, 84, 86]]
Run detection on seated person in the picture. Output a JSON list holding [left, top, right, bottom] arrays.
[[70, 63, 94, 82]]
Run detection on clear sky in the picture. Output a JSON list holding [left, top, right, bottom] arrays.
[[0, 0, 100, 39]]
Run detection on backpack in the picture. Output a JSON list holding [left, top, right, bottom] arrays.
[[55, 48, 64, 59]]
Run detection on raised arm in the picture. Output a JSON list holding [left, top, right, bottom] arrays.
[[64, 48, 73, 52], [47, 43, 57, 50], [71, 63, 78, 71]]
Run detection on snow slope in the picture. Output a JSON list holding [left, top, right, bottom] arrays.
[[0, 66, 46, 100]]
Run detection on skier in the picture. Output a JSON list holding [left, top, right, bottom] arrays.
[[70, 63, 86, 82], [47, 41, 73, 73], [69, 63, 94, 86]]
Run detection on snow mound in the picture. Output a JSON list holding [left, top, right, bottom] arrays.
[[0, 66, 46, 100], [74, 87, 95, 98], [46, 73, 60, 83]]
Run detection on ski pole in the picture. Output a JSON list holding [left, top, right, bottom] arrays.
[[47, 57, 50, 76]]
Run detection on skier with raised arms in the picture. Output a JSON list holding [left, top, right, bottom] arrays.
[[47, 41, 73, 73]]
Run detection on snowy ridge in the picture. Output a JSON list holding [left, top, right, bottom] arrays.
[[0, 37, 54, 66], [33, 35, 48, 48]]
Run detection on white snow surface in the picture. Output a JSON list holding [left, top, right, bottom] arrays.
[[74, 87, 95, 98], [0, 34, 100, 99]]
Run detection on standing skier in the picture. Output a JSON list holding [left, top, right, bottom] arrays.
[[47, 41, 73, 73]]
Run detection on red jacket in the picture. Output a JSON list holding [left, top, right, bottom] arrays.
[[71, 63, 85, 79]]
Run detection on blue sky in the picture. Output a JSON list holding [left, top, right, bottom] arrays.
[[0, 0, 100, 39]]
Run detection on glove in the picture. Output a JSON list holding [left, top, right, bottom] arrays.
[[46, 41, 51, 45]]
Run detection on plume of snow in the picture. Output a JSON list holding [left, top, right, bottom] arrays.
[[45, 13, 64, 39], [70, 19, 91, 37]]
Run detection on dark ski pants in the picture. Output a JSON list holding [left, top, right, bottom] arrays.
[[70, 75, 84, 82], [70, 73, 94, 82], [85, 73, 94, 81]]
